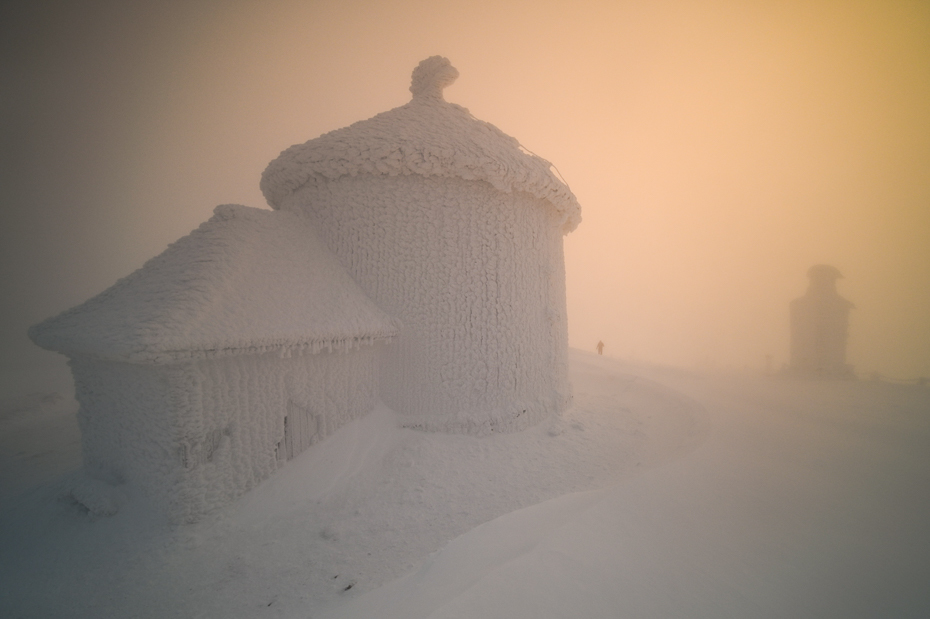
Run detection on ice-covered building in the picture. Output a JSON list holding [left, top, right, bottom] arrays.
[[789, 264, 855, 378], [30, 206, 397, 521], [30, 56, 581, 521], [262, 56, 580, 434]]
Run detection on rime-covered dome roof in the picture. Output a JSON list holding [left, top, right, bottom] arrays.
[[260, 56, 582, 233], [30, 205, 398, 363]]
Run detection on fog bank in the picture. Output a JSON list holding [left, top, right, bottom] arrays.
[[2, 0, 928, 379]]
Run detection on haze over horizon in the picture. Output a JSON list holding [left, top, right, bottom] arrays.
[[2, 0, 928, 380]]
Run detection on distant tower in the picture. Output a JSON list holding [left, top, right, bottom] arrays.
[[789, 265, 855, 377]]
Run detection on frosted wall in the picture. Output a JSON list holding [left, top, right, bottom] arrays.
[[283, 174, 571, 434], [69, 345, 382, 522]]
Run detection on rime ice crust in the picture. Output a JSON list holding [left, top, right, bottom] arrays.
[[28, 56, 579, 520], [70, 347, 382, 523], [409, 55, 460, 100], [29, 205, 397, 363], [261, 56, 577, 434], [260, 57, 581, 234], [284, 153, 571, 435], [29, 205, 395, 522]]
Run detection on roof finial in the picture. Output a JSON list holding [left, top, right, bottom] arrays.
[[410, 56, 459, 101]]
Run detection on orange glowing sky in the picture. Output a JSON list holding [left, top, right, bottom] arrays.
[[2, 0, 928, 379]]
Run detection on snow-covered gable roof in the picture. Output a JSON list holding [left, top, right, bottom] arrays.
[[30, 205, 398, 363], [260, 56, 582, 233]]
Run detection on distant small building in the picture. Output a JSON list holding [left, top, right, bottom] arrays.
[[789, 265, 854, 378]]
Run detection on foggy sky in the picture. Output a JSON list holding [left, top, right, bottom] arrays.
[[2, 0, 928, 379]]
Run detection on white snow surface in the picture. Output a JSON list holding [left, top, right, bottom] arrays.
[[29, 205, 397, 363], [260, 56, 581, 233], [2, 350, 929, 618]]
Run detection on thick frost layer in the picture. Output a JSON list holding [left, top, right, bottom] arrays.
[[286, 175, 571, 433], [23, 56, 580, 525], [260, 57, 581, 233], [70, 346, 383, 522], [29, 205, 397, 363]]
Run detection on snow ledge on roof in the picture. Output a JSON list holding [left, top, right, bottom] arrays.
[[260, 56, 581, 233], [29, 205, 398, 364]]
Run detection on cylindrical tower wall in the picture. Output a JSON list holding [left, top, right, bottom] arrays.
[[282, 174, 570, 433]]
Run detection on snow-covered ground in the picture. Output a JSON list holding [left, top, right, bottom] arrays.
[[1, 350, 928, 618]]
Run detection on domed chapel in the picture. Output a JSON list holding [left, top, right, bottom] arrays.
[[30, 57, 582, 521]]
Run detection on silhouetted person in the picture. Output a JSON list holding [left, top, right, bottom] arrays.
[[789, 265, 854, 377], [596, 340, 604, 355]]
